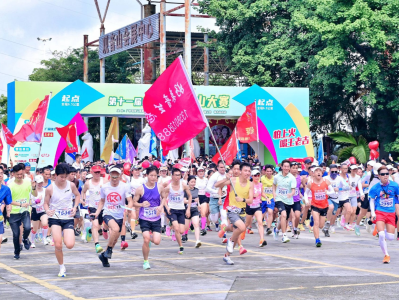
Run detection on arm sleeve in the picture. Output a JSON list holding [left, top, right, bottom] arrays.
[[357, 178, 364, 196], [206, 174, 218, 195], [326, 185, 336, 196]]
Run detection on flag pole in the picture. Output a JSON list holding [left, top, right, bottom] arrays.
[[207, 124, 237, 196], [36, 92, 52, 168], [255, 100, 260, 161]]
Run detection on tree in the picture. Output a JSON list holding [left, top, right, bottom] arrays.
[[29, 48, 140, 161], [328, 132, 369, 164], [0, 94, 7, 125], [199, 0, 399, 158]]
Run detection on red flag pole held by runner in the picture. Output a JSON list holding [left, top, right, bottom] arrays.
[[36, 92, 52, 167]]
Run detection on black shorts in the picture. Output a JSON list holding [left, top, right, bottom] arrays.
[[275, 201, 293, 219], [360, 194, 370, 210], [139, 218, 161, 233], [186, 207, 200, 219], [48, 218, 74, 230], [103, 215, 123, 232], [88, 207, 104, 225], [311, 206, 328, 217], [31, 207, 46, 221], [165, 208, 185, 225], [245, 205, 262, 215], [293, 201, 302, 212], [199, 195, 210, 205], [338, 199, 349, 208]]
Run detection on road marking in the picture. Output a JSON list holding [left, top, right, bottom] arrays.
[[11, 266, 328, 284], [0, 262, 83, 300], [314, 280, 399, 289]]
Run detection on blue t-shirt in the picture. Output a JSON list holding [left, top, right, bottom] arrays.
[[0, 184, 12, 218], [369, 181, 399, 213], [322, 171, 328, 177], [300, 170, 309, 176]]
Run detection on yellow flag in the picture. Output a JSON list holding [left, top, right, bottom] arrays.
[[101, 117, 119, 163]]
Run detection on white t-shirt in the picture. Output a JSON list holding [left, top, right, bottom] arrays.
[[130, 177, 146, 196], [31, 189, 46, 213], [100, 182, 132, 219], [206, 171, 227, 198], [195, 177, 208, 196], [72, 162, 84, 170]]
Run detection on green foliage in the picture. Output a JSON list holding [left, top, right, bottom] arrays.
[[0, 94, 7, 125], [199, 0, 399, 157], [329, 132, 370, 163]]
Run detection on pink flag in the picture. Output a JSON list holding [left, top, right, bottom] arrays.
[[1, 124, 17, 147], [143, 56, 207, 155]]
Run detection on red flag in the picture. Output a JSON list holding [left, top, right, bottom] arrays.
[[236, 102, 257, 143], [1, 124, 18, 147], [143, 56, 207, 154], [212, 129, 238, 165], [56, 123, 78, 153], [81, 148, 89, 159], [14, 95, 50, 143]]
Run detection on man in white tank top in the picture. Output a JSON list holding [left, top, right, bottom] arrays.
[[44, 164, 81, 277], [93, 166, 133, 268], [81, 165, 106, 254], [163, 168, 192, 255], [129, 165, 146, 240]]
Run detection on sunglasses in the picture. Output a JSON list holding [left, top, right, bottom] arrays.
[[110, 175, 120, 179], [379, 173, 389, 176], [253, 174, 260, 177], [93, 171, 101, 174], [331, 171, 338, 174]]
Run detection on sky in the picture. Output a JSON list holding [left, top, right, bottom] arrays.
[[0, 0, 218, 96]]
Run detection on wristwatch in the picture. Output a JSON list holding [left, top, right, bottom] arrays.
[[243, 198, 246, 203]]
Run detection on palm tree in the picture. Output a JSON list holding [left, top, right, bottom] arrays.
[[328, 131, 370, 164]]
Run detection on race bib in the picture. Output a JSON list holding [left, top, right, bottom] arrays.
[[250, 203, 260, 208], [227, 206, 242, 214], [36, 206, 44, 213], [199, 189, 205, 195], [295, 189, 299, 196], [170, 195, 182, 203], [349, 188, 357, 197], [277, 187, 288, 196], [380, 197, 393, 208], [143, 207, 157, 218], [314, 191, 326, 201], [94, 200, 100, 207], [107, 204, 121, 211], [191, 202, 198, 207], [264, 187, 273, 194], [56, 209, 71, 217]]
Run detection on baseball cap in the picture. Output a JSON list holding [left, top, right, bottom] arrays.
[[91, 165, 101, 172], [313, 166, 323, 172], [109, 166, 122, 174], [251, 170, 260, 176], [160, 166, 168, 171], [373, 163, 383, 174], [86, 174, 93, 179], [387, 165, 394, 170], [367, 160, 376, 167], [304, 159, 312, 164], [132, 164, 142, 170], [197, 167, 205, 171], [34, 175, 44, 183], [350, 165, 358, 170], [25, 162, 31, 167], [50, 170, 55, 175]]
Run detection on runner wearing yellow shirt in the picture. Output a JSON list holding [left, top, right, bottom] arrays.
[[261, 165, 275, 235]]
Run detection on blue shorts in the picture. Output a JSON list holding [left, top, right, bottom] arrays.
[[261, 199, 275, 214], [0, 220, 4, 234], [209, 197, 225, 215], [103, 215, 123, 232], [328, 198, 339, 215]]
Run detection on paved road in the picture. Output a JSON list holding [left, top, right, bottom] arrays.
[[1, 224, 399, 300]]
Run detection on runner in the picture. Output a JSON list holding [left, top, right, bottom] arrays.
[[44, 164, 81, 277], [348, 165, 365, 229], [163, 168, 192, 254], [290, 163, 302, 239], [129, 164, 146, 240], [158, 165, 171, 233], [183, 175, 201, 247], [336, 164, 352, 231], [299, 159, 313, 231], [195, 166, 209, 236], [261, 165, 275, 235], [0, 167, 12, 251], [245, 169, 267, 247], [93, 166, 133, 267], [213, 162, 253, 265], [273, 160, 296, 243], [8, 163, 38, 259], [30, 175, 49, 247], [307, 166, 336, 247], [132, 165, 164, 270], [369, 165, 399, 263], [81, 165, 105, 253]]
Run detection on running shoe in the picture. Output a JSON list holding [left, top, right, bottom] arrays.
[[131, 232, 138, 239], [125, 222, 131, 233], [206, 225, 212, 231], [292, 229, 298, 239], [23, 239, 31, 250], [218, 226, 226, 238], [354, 225, 360, 236], [38, 233, 43, 241], [14, 254, 20, 260], [190, 223, 194, 232], [195, 241, 202, 248], [182, 234, 188, 243], [330, 226, 335, 234], [43, 239, 49, 246], [99, 229, 103, 236], [310, 216, 314, 227], [74, 229, 80, 237], [165, 226, 171, 236], [103, 231, 109, 240], [263, 220, 267, 226], [121, 241, 129, 250], [58, 267, 67, 277], [282, 235, 290, 243], [223, 255, 234, 265], [95, 244, 103, 253], [222, 238, 228, 244], [247, 228, 254, 234], [143, 261, 151, 270], [99, 253, 110, 267], [86, 227, 92, 242], [178, 247, 184, 255], [104, 247, 113, 259], [344, 224, 352, 231], [259, 240, 267, 247], [266, 228, 272, 235], [273, 227, 279, 241], [1, 237, 7, 244], [215, 223, 220, 232], [226, 238, 234, 253], [239, 247, 247, 255], [81, 234, 87, 243], [161, 226, 166, 234], [340, 216, 346, 227], [200, 229, 207, 236], [31, 243, 36, 248], [366, 219, 372, 233], [315, 238, 322, 247], [383, 255, 390, 264], [240, 230, 246, 241], [298, 223, 305, 231], [322, 228, 330, 237], [372, 225, 378, 236]]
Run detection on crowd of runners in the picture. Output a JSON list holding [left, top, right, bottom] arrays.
[[1, 154, 398, 277]]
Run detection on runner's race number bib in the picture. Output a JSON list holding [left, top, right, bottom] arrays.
[[277, 187, 288, 196], [264, 187, 273, 194], [295, 189, 299, 196], [144, 207, 157, 218], [314, 191, 326, 201], [170, 195, 182, 203], [107, 204, 121, 211], [36, 206, 45, 213], [380, 197, 394, 208], [56, 209, 72, 217]]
